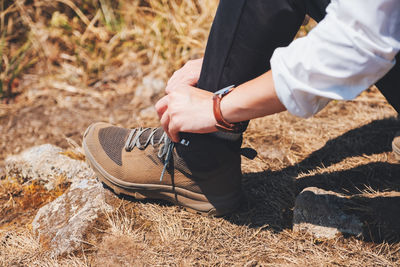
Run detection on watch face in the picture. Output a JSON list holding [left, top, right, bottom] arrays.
[[215, 85, 235, 96]]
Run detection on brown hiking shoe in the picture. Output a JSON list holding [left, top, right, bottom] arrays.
[[392, 135, 400, 160], [83, 122, 243, 216]]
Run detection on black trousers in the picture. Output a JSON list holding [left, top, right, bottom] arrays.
[[197, 0, 400, 113]]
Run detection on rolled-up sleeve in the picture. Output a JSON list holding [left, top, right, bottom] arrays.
[[270, 0, 400, 118]]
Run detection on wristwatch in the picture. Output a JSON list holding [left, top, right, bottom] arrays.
[[212, 85, 246, 133]]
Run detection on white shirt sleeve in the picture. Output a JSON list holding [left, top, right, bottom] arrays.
[[270, 0, 400, 118]]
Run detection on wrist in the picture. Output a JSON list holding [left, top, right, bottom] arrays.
[[218, 71, 286, 122], [219, 95, 236, 123], [212, 85, 246, 133]]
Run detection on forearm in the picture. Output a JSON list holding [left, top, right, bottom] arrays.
[[220, 70, 286, 123]]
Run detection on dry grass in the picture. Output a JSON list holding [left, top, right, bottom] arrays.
[[91, 201, 400, 266], [0, 229, 89, 266], [1, 0, 217, 100], [0, 0, 400, 266]]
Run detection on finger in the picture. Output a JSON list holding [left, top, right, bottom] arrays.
[[155, 96, 168, 119], [160, 109, 170, 130], [165, 83, 173, 94], [167, 69, 181, 87], [167, 72, 177, 86], [168, 121, 180, 143]]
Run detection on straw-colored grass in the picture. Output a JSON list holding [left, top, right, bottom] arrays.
[[1, 0, 217, 98], [0, 229, 89, 266]]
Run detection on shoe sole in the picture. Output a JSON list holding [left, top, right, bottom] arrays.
[[393, 140, 400, 161], [83, 139, 241, 216]]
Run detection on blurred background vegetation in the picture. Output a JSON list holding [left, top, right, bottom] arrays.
[[0, 0, 219, 101]]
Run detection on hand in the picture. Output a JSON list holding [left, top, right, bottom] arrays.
[[155, 84, 217, 143], [166, 58, 203, 90]]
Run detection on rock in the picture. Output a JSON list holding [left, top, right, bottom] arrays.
[[139, 106, 158, 119], [131, 75, 165, 108], [5, 144, 94, 190], [293, 187, 363, 239], [32, 178, 113, 256], [4, 144, 116, 256]]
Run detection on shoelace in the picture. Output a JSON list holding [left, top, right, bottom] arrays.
[[124, 128, 256, 182], [124, 128, 174, 182]]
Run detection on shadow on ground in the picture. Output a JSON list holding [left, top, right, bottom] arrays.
[[227, 117, 400, 243]]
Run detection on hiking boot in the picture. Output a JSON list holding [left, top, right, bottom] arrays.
[[392, 135, 400, 160], [82, 122, 243, 216]]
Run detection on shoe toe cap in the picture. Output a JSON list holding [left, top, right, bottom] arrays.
[[83, 122, 118, 165]]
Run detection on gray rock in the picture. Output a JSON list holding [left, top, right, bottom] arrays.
[[293, 187, 363, 239], [131, 75, 165, 108], [32, 178, 113, 256], [5, 144, 94, 190], [4, 144, 115, 256], [139, 106, 158, 119]]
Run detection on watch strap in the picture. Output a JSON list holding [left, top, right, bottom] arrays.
[[212, 86, 246, 133]]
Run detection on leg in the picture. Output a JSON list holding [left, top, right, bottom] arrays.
[[304, 0, 330, 22], [377, 54, 400, 159], [197, 0, 307, 140], [376, 54, 400, 113], [198, 0, 306, 92], [198, 0, 333, 92]]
